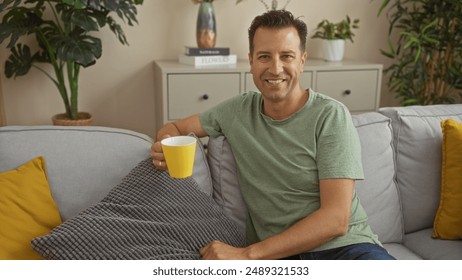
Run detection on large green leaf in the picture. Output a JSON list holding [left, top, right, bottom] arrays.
[[53, 32, 102, 67], [5, 43, 33, 78], [0, 7, 43, 48], [64, 7, 101, 31], [107, 15, 128, 45]]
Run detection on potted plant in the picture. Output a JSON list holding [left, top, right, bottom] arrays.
[[376, 0, 462, 105], [0, 0, 144, 125], [311, 16, 359, 61]]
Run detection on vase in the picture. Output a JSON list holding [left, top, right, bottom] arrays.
[[196, 2, 216, 48], [52, 112, 93, 126], [322, 39, 345, 62]]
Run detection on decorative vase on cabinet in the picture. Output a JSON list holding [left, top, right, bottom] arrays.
[[196, 2, 216, 48]]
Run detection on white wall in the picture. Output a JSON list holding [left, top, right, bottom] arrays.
[[0, 0, 398, 138]]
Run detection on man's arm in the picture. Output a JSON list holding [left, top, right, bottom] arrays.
[[151, 114, 208, 169], [155, 114, 208, 140], [199, 178, 354, 260]]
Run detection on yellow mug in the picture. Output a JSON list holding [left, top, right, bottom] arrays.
[[161, 136, 197, 178]]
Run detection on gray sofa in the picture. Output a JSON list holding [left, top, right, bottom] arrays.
[[1, 104, 461, 259]]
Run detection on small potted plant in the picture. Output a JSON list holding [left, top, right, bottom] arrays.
[[0, 0, 144, 125], [311, 16, 359, 61]]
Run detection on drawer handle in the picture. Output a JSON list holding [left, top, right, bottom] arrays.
[[202, 94, 209, 100], [343, 89, 351, 95]]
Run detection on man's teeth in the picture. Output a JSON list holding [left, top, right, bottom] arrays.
[[266, 79, 284, 84]]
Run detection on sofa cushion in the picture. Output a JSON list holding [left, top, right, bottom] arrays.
[[352, 112, 403, 244], [207, 135, 247, 237], [31, 158, 245, 259], [382, 243, 422, 260], [189, 133, 213, 196], [379, 104, 462, 233], [405, 228, 462, 260], [0, 126, 153, 221], [432, 119, 462, 239], [0, 126, 214, 222], [0, 157, 62, 260]]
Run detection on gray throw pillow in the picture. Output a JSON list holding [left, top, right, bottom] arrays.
[[206, 136, 247, 237], [31, 159, 245, 260], [190, 133, 213, 196]]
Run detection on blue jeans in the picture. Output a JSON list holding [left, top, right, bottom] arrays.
[[282, 243, 396, 260]]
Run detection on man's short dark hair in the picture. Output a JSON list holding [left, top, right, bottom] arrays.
[[248, 9, 307, 54]]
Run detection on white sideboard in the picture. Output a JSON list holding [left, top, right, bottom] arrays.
[[153, 59, 382, 131]]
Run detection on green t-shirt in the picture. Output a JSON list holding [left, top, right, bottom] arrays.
[[200, 90, 381, 251]]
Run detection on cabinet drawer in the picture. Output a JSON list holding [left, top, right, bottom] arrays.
[[316, 70, 379, 112], [167, 73, 240, 120], [244, 71, 313, 92]]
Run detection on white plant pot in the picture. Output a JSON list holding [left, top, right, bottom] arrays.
[[322, 39, 345, 62]]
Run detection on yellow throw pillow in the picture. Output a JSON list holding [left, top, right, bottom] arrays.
[[432, 119, 462, 240], [0, 157, 62, 259]]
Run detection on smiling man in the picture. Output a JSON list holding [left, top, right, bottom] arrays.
[[151, 10, 395, 260]]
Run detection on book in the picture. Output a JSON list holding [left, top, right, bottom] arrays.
[[184, 46, 230, 56], [178, 54, 237, 66]]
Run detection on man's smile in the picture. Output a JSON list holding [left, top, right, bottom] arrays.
[[265, 79, 285, 85]]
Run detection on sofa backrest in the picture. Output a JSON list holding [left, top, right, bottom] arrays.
[[352, 112, 403, 243], [207, 111, 404, 244], [379, 104, 462, 234], [0, 126, 152, 221]]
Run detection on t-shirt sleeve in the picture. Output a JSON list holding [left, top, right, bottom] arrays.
[[199, 94, 244, 138], [316, 103, 364, 180]]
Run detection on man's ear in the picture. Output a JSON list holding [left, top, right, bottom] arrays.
[[301, 51, 308, 65], [248, 52, 253, 73], [299, 51, 308, 73]]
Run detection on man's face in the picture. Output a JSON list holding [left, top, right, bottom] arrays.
[[249, 26, 307, 102]]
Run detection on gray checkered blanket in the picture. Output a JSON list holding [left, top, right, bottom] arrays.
[[31, 158, 246, 259]]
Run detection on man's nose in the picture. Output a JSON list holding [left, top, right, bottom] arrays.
[[268, 58, 283, 75]]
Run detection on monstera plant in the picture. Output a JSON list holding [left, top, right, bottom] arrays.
[[0, 0, 144, 123]]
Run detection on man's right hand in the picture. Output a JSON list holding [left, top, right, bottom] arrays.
[[151, 134, 171, 171], [151, 114, 207, 170]]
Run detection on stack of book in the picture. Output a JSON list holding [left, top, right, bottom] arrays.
[[179, 46, 237, 67]]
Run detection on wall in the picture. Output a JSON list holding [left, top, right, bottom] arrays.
[[0, 0, 398, 138], [0, 73, 5, 126]]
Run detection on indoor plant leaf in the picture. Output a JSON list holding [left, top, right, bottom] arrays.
[[53, 31, 102, 67], [0, 7, 43, 48], [5, 43, 33, 78]]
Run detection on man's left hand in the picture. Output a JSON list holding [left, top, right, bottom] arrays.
[[199, 240, 251, 260]]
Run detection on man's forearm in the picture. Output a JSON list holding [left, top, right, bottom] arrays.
[[245, 208, 342, 259], [245, 179, 354, 260], [156, 122, 181, 140], [156, 114, 208, 141]]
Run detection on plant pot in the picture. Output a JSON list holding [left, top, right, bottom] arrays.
[[322, 39, 345, 62], [52, 112, 93, 126], [196, 2, 216, 48]]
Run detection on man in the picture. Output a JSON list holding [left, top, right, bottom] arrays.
[[151, 10, 395, 260]]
